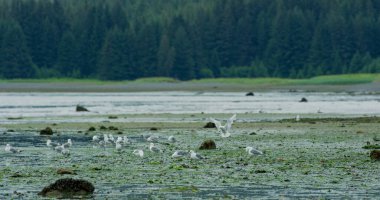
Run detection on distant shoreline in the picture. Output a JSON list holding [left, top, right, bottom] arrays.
[[0, 74, 379, 93], [0, 81, 379, 93]]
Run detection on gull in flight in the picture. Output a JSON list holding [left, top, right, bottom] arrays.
[[149, 143, 162, 153], [168, 135, 176, 143], [245, 146, 263, 156], [133, 149, 144, 158], [210, 114, 237, 138], [190, 150, 204, 159], [5, 144, 21, 153], [171, 150, 187, 158]]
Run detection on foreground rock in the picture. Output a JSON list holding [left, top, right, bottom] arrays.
[[40, 127, 53, 135], [370, 150, 380, 161], [76, 105, 89, 112], [246, 92, 254, 96], [199, 139, 216, 150], [38, 178, 94, 198], [203, 122, 216, 128]]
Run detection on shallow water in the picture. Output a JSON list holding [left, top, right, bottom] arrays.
[[0, 92, 379, 124]]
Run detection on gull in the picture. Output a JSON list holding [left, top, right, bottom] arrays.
[[245, 146, 263, 156], [5, 144, 21, 153], [296, 115, 300, 122], [116, 136, 123, 144], [92, 135, 100, 142], [115, 142, 122, 152], [168, 136, 176, 143], [62, 139, 72, 148], [133, 149, 144, 158], [149, 143, 162, 153], [190, 150, 204, 159], [46, 139, 60, 148], [61, 148, 70, 156], [171, 150, 187, 158], [54, 145, 65, 153], [108, 134, 115, 143], [123, 136, 129, 144], [147, 135, 159, 142], [210, 114, 236, 138]]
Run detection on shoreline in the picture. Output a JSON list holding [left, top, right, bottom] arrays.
[[0, 82, 379, 93]]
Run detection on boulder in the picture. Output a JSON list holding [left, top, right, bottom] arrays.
[[370, 150, 380, 161], [203, 122, 216, 128], [76, 105, 89, 112], [150, 127, 158, 131], [88, 127, 96, 131], [299, 97, 308, 102], [38, 178, 94, 198], [246, 92, 254, 96], [40, 127, 53, 135], [199, 139, 216, 150]]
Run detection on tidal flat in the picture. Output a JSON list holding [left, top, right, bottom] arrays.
[[1, 113, 379, 199]]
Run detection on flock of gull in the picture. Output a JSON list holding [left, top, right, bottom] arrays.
[[4, 114, 263, 159]]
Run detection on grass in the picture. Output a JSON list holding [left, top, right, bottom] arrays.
[[0, 73, 379, 86]]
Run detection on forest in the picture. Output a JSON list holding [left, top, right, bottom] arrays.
[[0, 0, 380, 80]]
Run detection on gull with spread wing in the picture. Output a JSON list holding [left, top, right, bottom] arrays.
[[210, 114, 236, 138]]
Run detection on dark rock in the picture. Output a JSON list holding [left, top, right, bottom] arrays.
[[38, 178, 94, 198], [203, 122, 216, 128], [108, 116, 118, 119], [199, 139, 216, 150], [249, 132, 257, 135], [57, 168, 75, 175], [117, 131, 123, 135], [76, 105, 89, 112], [370, 150, 380, 160], [299, 97, 308, 102], [246, 92, 254, 96], [150, 127, 158, 131], [88, 127, 96, 131], [40, 127, 53, 135], [8, 129, 15, 132], [109, 126, 118, 131], [99, 126, 107, 130]]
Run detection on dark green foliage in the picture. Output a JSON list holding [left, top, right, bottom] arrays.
[[0, 0, 380, 80]]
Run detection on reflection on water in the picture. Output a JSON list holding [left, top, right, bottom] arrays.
[[0, 92, 379, 123]]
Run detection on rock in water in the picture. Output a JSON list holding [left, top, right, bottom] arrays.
[[199, 139, 216, 150], [40, 127, 53, 135], [246, 92, 254, 96], [299, 97, 308, 102], [203, 122, 216, 128], [76, 105, 89, 112], [38, 178, 94, 198], [370, 150, 380, 161]]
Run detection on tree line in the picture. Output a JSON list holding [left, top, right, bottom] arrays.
[[0, 0, 380, 80]]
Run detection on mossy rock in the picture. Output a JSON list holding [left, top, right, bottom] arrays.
[[203, 122, 216, 128], [40, 127, 53, 135], [88, 127, 96, 131], [370, 150, 380, 161], [38, 178, 94, 198], [199, 139, 216, 150]]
